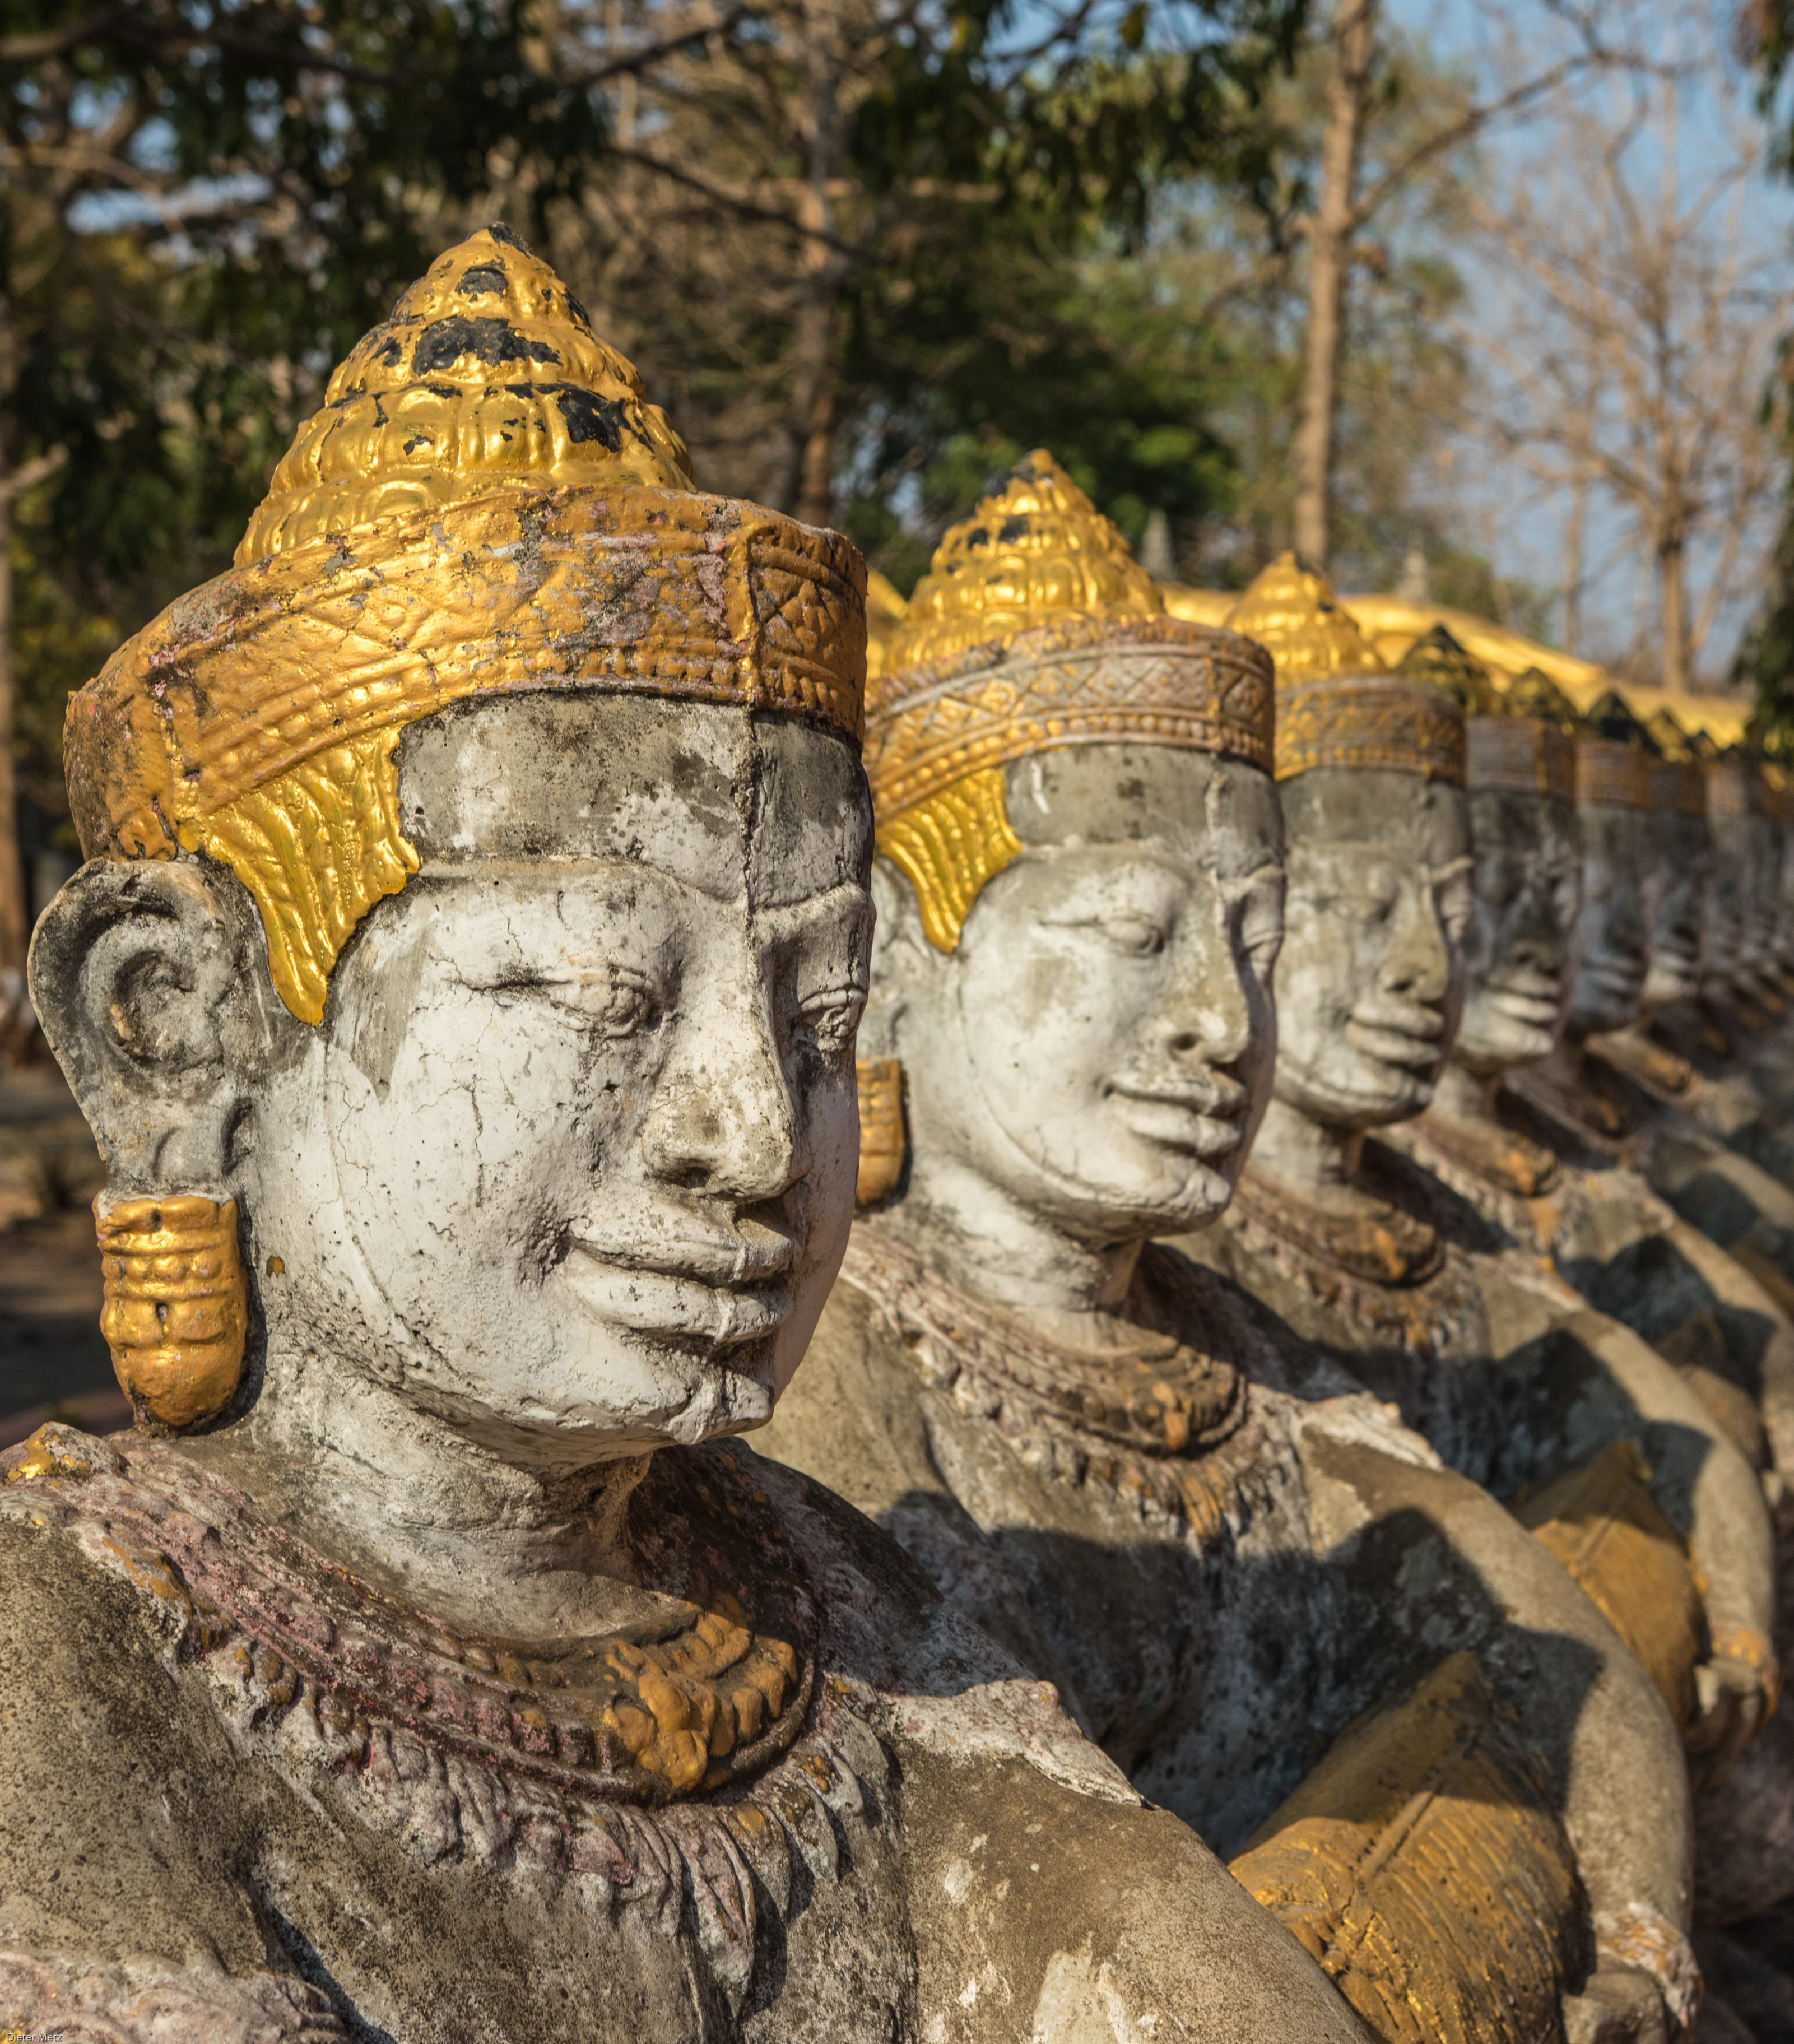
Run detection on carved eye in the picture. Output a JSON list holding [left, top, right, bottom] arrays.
[[1098, 916, 1167, 958]]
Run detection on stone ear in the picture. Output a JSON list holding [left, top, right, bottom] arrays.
[[27, 856, 279, 1195]]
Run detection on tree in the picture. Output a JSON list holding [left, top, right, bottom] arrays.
[[0, 0, 611, 1049], [1456, 24, 1794, 690], [1287, 0, 1638, 569], [529, 0, 1309, 526]]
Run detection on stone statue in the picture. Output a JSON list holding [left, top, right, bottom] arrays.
[[1373, 685, 1794, 1934], [759, 501, 1699, 2044], [2, 233, 1373, 2044], [1640, 710, 1713, 1018], [1515, 714, 1794, 1346], [1594, 710, 1794, 1201], [1183, 599, 1774, 1796]]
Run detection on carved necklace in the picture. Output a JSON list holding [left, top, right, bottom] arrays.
[[1225, 1164, 1481, 1360], [1381, 1102, 1580, 1255], [841, 1230, 1277, 1548], [1513, 1051, 1633, 1148], [2, 1427, 879, 2013]]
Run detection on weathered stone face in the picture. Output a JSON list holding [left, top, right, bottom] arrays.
[[1454, 787, 1582, 1077], [871, 743, 1283, 1241], [38, 693, 874, 1461], [1642, 807, 1712, 1007], [285, 694, 871, 1449], [1569, 799, 1654, 1035], [1270, 767, 1472, 1130]]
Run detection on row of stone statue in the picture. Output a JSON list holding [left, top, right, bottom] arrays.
[[2, 224, 1792, 2043]]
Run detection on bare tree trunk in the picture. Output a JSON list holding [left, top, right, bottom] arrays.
[[1661, 526, 1689, 691], [781, 0, 842, 527], [1564, 469, 1587, 656], [1292, 0, 1378, 568], [0, 287, 27, 1060]]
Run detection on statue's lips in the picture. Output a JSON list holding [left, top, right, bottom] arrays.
[[1104, 1080, 1245, 1156], [561, 1227, 798, 1347], [1345, 1007, 1444, 1072], [1485, 985, 1560, 1029], [1579, 954, 1646, 1002]]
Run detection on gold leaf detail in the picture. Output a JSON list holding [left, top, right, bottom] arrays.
[[179, 728, 417, 1024], [875, 765, 1021, 952]]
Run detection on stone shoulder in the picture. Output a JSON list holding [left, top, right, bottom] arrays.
[[0, 1437, 286, 1999]]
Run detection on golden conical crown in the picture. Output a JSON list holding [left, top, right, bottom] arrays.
[[1222, 553, 1384, 685], [1462, 661, 1575, 803], [237, 225, 694, 565], [1586, 689, 1661, 754], [1396, 624, 1499, 713], [67, 228, 865, 1026], [1228, 555, 1462, 784], [1505, 668, 1586, 732], [1646, 708, 1698, 762], [882, 451, 1161, 675]]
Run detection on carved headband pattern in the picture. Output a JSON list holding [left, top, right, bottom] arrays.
[[1223, 556, 1464, 787], [61, 227, 868, 1023], [1466, 719, 1577, 803], [1577, 738, 1653, 811], [1460, 668, 1582, 804], [866, 454, 1274, 951]]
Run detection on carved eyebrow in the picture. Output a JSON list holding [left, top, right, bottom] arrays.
[[752, 881, 874, 942], [1425, 857, 1475, 884]]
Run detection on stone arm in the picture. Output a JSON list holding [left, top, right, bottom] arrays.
[[1477, 1262, 1778, 1772], [1633, 1114, 1794, 1323], [891, 1735, 1376, 2044], [745, 1450, 1375, 2044], [1564, 1174, 1794, 1490], [1298, 1425, 1695, 2042], [0, 1510, 348, 2042]]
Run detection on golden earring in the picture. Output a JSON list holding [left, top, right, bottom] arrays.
[[95, 1193, 249, 1429], [856, 1059, 907, 1209]]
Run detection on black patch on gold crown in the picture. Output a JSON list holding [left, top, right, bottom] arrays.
[[411, 315, 562, 375]]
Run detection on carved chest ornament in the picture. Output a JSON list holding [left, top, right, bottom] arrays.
[[842, 1229, 1280, 1545], [2, 1427, 881, 2015], [1224, 1164, 1490, 1369]]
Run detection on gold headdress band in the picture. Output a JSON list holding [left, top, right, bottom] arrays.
[[1224, 555, 1463, 787], [866, 453, 1273, 951], [63, 227, 867, 1023], [1462, 663, 1578, 805], [1644, 708, 1707, 819], [1577, 740, 1653, 811], [1576, 690, 1656, 811]]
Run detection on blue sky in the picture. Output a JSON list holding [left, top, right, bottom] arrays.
[[1381, 0, 1794, 681]]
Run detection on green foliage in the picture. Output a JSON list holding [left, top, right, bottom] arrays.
[[3, 0, 607, 823]]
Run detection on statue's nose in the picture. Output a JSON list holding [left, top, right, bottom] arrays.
[[636, 991, 807, 1203]]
